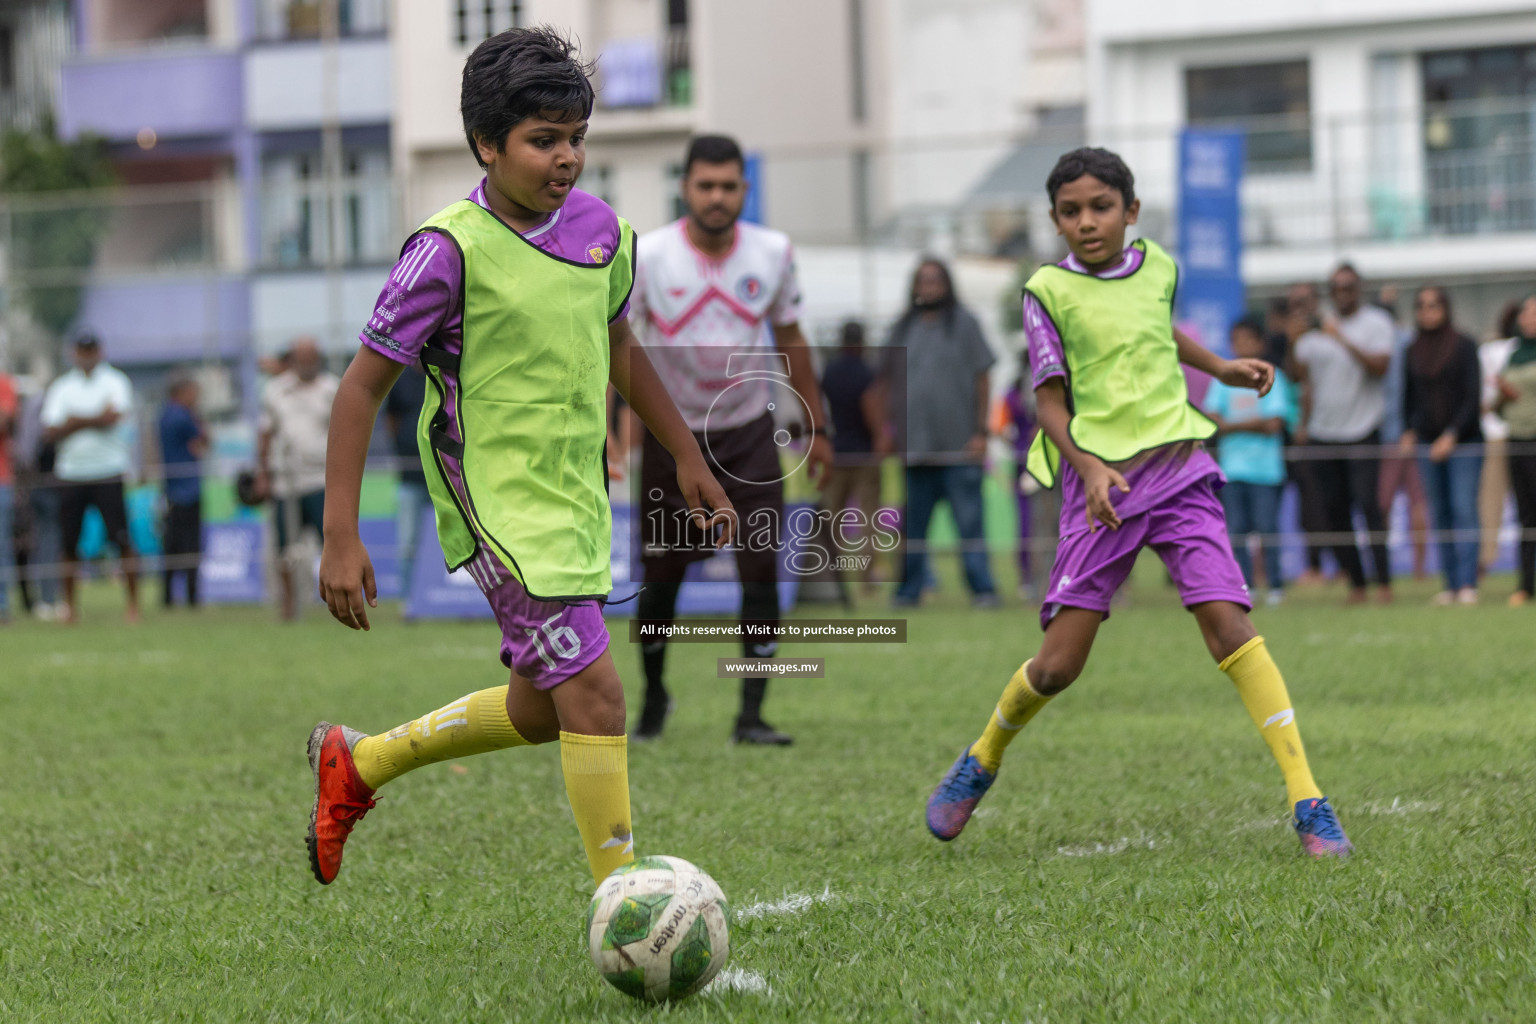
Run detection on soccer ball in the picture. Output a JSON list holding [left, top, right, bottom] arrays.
[[585, 855, 731, 1001]]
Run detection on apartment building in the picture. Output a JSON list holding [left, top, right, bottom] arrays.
[[54, 0, 394, 378], [1086, 0, 1536, 325]]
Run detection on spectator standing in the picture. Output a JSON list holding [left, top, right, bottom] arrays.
[[885, 258, 999, 607], [1402, 286, 1483, 605], [158, 373, 207, 607], [40, 334, 141, 623], [819, 321, 885, 591], [1293, 264, 1395, 603], [1495, 294, 1536, 606], [1477, 302, 1519, 578], [995, 371, 1038, 599], [383, 362, 429, 596], [1262, 295, 1291, 369], [14, 389, 62, 618], [257, 337, 338, 620], [0, 367, 15, 622], [1282, 284, 1329, 583], [1204, 316, 1297, 605], [1377, 285, 1430, 579]]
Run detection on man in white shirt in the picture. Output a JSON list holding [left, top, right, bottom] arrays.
[[40, 334, 140, 623], [257, 337, 339, 620], [1293, 264, 1395, 602], [627, 135, 834, 745]]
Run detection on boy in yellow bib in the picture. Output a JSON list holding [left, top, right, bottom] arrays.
[[926, 148, 1353, 858], [305, 28, 736, 888]]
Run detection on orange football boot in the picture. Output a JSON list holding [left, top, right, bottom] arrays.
[[306, 722, 377, 884]]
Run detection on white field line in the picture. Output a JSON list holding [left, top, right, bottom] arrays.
[[1056, 834, 1158, 858], [735, 886, 836, 920], [706, 967, 772, 995]]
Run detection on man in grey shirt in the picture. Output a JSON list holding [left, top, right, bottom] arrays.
[[1293, 263, 1395, 601], [882, 258, 998, 607]]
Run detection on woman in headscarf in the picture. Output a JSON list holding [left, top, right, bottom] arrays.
[[1400, 286, 1483, 604], [1493, 294, 1536, 606]]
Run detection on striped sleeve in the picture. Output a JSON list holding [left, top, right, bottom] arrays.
[[1023, 291, 1068, 390], [358, 231, 461, 364]]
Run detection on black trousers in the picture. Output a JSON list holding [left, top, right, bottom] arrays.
[[1313, 431, 1391, 588], [162, 500, 202, 606], [1508, 446, 1536, 595]]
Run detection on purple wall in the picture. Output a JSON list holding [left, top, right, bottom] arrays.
[[59, 48, 243, 141], [73, 275, 251, 365]]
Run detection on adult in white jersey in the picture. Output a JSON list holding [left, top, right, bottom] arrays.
[[40, 334, 140, 623], [628, 135, 833, 745]]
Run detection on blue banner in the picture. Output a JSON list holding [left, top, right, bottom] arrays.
[[741, 152, 764, 225], [200, 521, 266, 604], [1176, 128, 1246, 357]]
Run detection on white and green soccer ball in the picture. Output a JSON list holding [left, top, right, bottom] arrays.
[[586, 855, 731, 1002]]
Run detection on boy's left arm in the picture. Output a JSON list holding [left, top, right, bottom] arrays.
[[609, 318, 737, 546], [1174, 326, 1274, 397]]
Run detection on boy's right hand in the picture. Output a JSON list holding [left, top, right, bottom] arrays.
[[676, 456, 738, 548], [1080, 457, 1130, 532], [319, 533, 377, 631]]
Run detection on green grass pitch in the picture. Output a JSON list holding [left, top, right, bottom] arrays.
[[2, 571, 1533, 1022]]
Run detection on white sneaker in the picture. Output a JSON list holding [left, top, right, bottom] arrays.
[[1265, 589, 1284, 607], [1432, 590, 1456, 607], [1456, 587, 1479, 606]]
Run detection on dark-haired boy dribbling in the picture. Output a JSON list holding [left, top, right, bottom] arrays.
[[306, 27, 737, 887], [925, 147, 1353, 858]]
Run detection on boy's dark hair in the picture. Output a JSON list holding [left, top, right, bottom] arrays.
[[684, 135, 744, 175], [460, 26, 595, 167], [1046, 147, 1135, 208]]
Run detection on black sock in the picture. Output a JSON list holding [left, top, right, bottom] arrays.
[[638, 579, 683, 708], [737, 581, 779, 725]]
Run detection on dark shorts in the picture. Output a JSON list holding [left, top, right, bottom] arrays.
[[639, 412, 784, 582], [59, 477, 133, 559], [273, 490, 325, 551], [1041, 476, 1251, 630]]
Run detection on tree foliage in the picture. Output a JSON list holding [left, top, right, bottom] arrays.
[[0, 113, 116, 337]]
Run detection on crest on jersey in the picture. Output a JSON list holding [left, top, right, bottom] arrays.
[[587, 244, 605, 263], [737, 275, 763, 300]]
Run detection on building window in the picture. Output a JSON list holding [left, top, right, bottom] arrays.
[[454, 0, 523, 46], [667, 163, 686, 221], [0, 24, 14, 91], [262, 1, 389, 40], [262, 149, 394, 268], [1422, 44, 1536, 234], [1185, 60, 1311, 172]]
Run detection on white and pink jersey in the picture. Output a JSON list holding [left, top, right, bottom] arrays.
[[629, 219, 802, 432]]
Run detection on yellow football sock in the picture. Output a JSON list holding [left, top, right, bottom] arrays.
[[968, 660, 1052, 773], [1220, 636, 1322, 806], [560, 731, 635, 886], [351, 686, 529, 790]]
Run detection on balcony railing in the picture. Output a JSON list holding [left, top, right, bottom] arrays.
[[598, 27, 692, 110], [1096, 97, 1536, 256], [259, 175, 398, 269], [256, 0, 389, 42]]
